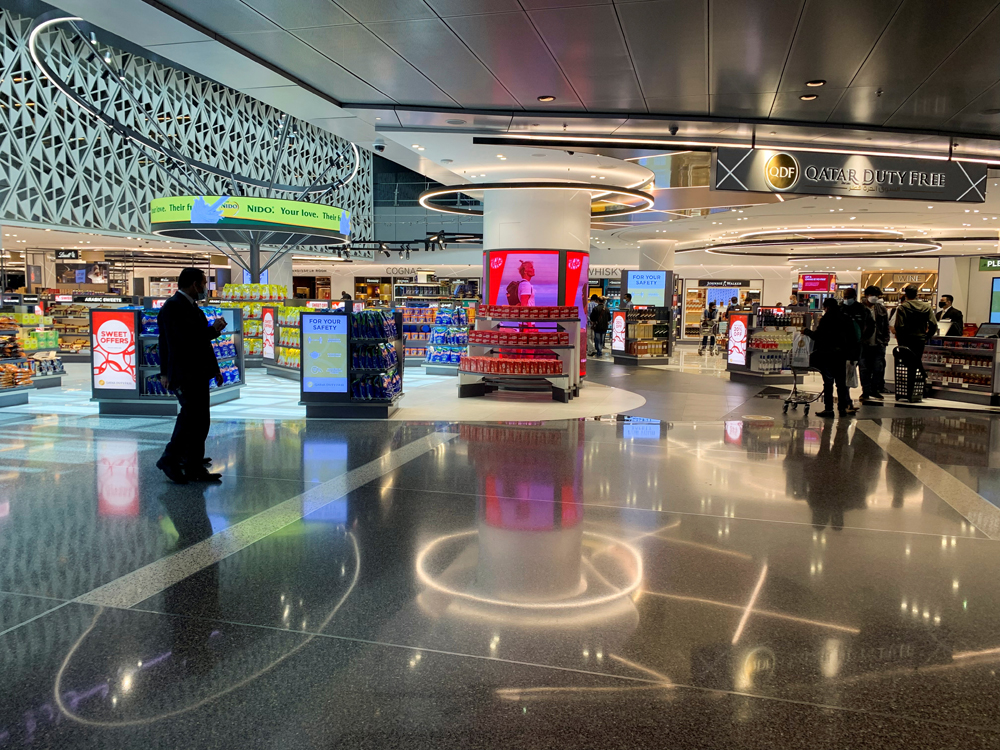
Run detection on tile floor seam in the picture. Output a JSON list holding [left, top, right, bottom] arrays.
[[98, 604, 1000, 736], [0, 600, 73, 640], [856, 421, 1000, 540]]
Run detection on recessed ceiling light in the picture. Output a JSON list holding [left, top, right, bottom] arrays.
[[805, 80, 826, 87], [800, 94, 818, 101], [446, 119, 466, 125], [537, 95, 556, 102], [411, 144, 420, 148]]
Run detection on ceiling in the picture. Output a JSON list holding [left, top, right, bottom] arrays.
[[61, 0, 1000, 140]]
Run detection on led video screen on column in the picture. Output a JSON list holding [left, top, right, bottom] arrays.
[[625, 270, 667, 307]]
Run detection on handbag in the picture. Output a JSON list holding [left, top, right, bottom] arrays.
[[846, 361, 860, 388], [791, 332, 813, 368]]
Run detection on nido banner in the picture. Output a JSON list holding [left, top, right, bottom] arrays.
[[150, 195, 350, 236], [713, 148, 987, 202], [92, 310, 136, 391]]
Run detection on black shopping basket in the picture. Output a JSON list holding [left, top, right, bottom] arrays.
[[893, 346, 926, 403]]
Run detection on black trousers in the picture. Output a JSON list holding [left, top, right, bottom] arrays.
[[819, 355, 852, 413], [162, 380, 211, 468], [859, 344, 887, 395]]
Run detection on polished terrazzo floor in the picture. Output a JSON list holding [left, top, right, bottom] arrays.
[[1, 363, 1000, 748]]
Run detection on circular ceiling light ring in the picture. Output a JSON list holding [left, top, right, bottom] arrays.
[[738, 227, 906, 242], [698, 238, 941, 259], [27, 13, 359, 195], [418, 182, 655, 217]]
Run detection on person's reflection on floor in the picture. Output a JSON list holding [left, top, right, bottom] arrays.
[[885, 455, 920, 508], [157, 484, 221, 676], [805, 422, 866, 530]]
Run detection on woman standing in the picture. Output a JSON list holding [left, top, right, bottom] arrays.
[[802, 297, 857, 418]]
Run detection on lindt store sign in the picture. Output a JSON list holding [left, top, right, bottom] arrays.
[[714, 148, 987, 202]]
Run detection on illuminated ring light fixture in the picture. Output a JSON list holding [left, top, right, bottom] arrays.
[[681, 227, 941, 259], [418, 182, 656, 218], [415, 530, 643, 610], [28, 14, 359, 195]]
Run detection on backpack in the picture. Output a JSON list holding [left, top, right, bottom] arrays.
[[506, 280, 521, 305]]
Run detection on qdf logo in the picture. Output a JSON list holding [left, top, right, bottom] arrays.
[[764, 152, 799, 191]]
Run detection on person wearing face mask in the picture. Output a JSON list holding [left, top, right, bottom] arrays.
[[859, 286, 890, 403], [839, 288, 872, 389], [156, 267, 227, 484], [936, 294, 964, 337]]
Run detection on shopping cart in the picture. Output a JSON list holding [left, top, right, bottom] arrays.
[[893, 345, 927, 403], [716, 320, 729, 357], [698, 321, 719, 356], [782, 366, 823, 415]]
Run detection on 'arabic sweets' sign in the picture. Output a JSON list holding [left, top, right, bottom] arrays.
[[150, 195, 350, 236], [713, 148, 987, 202]]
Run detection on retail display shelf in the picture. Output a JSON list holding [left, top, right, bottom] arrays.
[[352, 366, 398, 375], [928, 383, 992, 394], [353, 394, 404, 406], [469, 343, 576, 351], [0, 329, 18, 335], [924, 362, 993, 372], [31, 373, 63, 389], [395, 295, 452, 299], [352, 337, 393, 344], [0, 384, 35, 394], [58, 332, 89, 337], [0, 357, 27, 365], [459, 370, 568, 379], [263, 363, 299, 380], [24, 348, 59, 354], [478, 316, 577, 324]]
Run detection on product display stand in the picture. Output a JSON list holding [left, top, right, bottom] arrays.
[[726, 306, 820, 385], [923, 336, 1000, 406], [262, 304, 304, 381], [0, 324, 34, 406], [424, 304, 470, 377], [460, 306, 580, 403], [91, 307, 244, 416], [5, 303, 64, 389], [300, 305, 404, 419], [611, 307, 672, 365]]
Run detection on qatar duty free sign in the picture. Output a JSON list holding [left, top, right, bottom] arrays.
[[713, 148, 987, 202]]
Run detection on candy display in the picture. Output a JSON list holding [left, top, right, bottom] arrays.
[[0, 336, 24, 361], [279, 327, 300, 348], [143, 362, 241, 395], [244, 320, 263, 338], [350, 310, 398, 341], [434, 306, 468, 326], [426, 346, 463, 365], [277, 347, 300, 369], [141, 312, 159, 335], [468, 330, 569, 347], [428, 326, 468, 347], [244, 337, 263, 357], [31, 356, 65, 377], [350, 371, 402, 401], [278, 306, 308, 327], [0, 315, 16, 329], [460, 356, 562, 375], [352, 343, 398, 371], [220, 284, 286, 301], [479, 305, 578, 320], [0, 364, 32, 388]]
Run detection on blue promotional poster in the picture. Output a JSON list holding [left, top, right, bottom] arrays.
[[626, 270, 667, 306], [302, 314, 348, 392]]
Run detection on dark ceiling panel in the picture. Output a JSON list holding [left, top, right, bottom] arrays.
[[293, 24, 457, 106], [885, 5, 1000, 129], [158, 0, 277, 33], [776, 0, 900, 91], [365, 19, 520, 108], [518, 0, 611, 7], [710, 0, 805, 96], [829, 86, 909, 127], [424, 0, 521, 15], [710, 92, 776, 118], [240, 0, 355, 30], [834, 0, 998, 125], [615, 0, 707, 100], [769, 88, 845, 122], [225, 30, 394, 103], [331, 0, 436, 23], [443, 12, 585, 110], [945, 81, 1000, 136], [643, 95, 711, 115], [528, 5, 645, 111]]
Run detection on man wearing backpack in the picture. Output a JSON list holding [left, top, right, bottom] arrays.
[[505, 260, 536, 306], [893, 285, 936, 371]]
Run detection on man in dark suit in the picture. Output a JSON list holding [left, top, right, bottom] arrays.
[[937, 294, 964, 337], [155, 267, 226, 484]]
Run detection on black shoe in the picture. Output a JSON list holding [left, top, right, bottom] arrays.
[[839, 410, 856, 418], [815, 410, 836, 418], [844, 405, 859, 414], [156, 458, 188, 485], [186, 469, 222, 483], [870, 392, 884, 400]]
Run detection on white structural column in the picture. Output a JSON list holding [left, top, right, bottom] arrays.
[[483, 188, 592, 251], [637, 239, 676, 271]]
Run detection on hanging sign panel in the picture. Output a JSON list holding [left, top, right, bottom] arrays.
[[149, 196, 350, 240], [713, 148, 987, 202]]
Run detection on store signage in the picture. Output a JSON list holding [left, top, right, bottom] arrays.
[[150, 298, 166, 309], [74, 295, 129, 303], [1, 296, 18, 303], [301, 313, 348, 393], [306, 300, 330, 309], [625, 270, 667, 306], [21, 295, 38, 303], [980, 257, 1000, 271], [727, 314, 749, 366], [892, 273, 926, 283], [590, 266, 623, 279], [150, 195, 350, 238], [714, 148, 987, 202], [262, 308, 275, 360], [92, 310, 137, 391], [697, 280, 749, 287], [611, 311, 627, 352], [55, 250, 79, 260], [55, 294, 73, 302], [387, 267, 419, 276], [798, 274, 836, 293]]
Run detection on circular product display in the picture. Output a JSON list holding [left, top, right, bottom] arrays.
[[418, 182, 655, 217]]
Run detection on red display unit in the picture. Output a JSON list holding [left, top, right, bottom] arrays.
[[91, 309, 137, 392], [727, 313, 749, 366], [798, 273, 836, 293], [611, 310, 627, 352]]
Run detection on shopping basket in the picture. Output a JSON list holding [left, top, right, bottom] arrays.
[[893, 346, 926, 403]]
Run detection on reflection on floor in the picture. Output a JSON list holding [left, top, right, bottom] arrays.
[[2, 371, 1000, 747]]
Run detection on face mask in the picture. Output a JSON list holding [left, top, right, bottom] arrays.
[[843, 298, 855, 306], [197, 287, 208, 301], [938, 301, 946, 308], [868, 296, 879, 304]]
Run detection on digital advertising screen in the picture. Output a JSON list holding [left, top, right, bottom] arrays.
[[564, 251, 590, 375], [611, 310, 627, 352], [92, 310, 137, 391], [798, 273, 836, 293], [990, 278, 1000, 324], [727, 313, 749, 366], [625, 270, 667, 307], [623, 418, 661, 439], [484, 250, 560, 308], [302, 314, 348, 393], [262, 307, 276, 361]]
